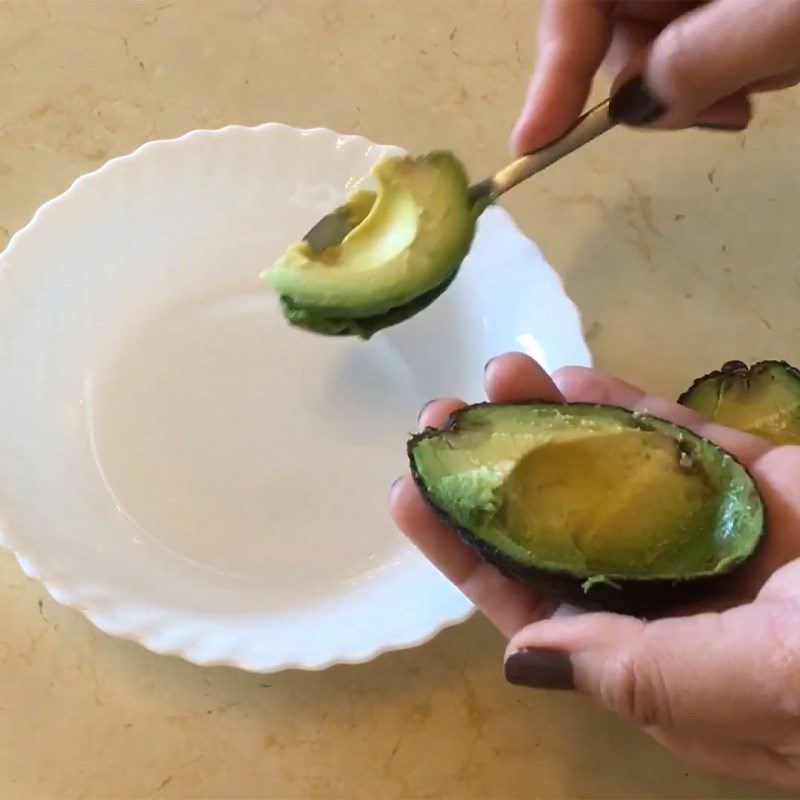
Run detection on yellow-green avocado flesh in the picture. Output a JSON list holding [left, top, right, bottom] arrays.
[[261, 151, 477, 338], [409, 404, 763, 602], [679, 360, 800, 446]]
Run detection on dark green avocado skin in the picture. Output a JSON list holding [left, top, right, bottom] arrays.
[[407, 402, 763, 619]]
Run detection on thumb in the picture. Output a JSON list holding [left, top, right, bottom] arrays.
[[504, 602, 800, 739]]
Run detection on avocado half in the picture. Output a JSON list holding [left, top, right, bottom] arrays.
[[262, 151, 479, 339], [678, 360, 800, 445], [408, 403, 764, 616]]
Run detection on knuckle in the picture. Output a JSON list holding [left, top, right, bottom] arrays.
[[603, 645, 672, 729]]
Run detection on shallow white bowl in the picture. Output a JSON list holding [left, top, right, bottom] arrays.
[[0, 124, 590, 672]]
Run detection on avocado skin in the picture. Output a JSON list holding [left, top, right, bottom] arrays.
[[407, 402, 764, 619]]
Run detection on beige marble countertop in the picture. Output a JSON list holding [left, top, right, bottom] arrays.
[[1, 1, 799, 797]]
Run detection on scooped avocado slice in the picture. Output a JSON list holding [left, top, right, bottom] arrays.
[[408, 403, 764, 616], [262, 151, 478, 339], [679, 360, 800, 445]]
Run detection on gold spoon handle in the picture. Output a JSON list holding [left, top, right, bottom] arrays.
[[472, 98, 615, 204]]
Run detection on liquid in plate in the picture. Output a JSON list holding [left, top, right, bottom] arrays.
[[84, 290, 412, 597]]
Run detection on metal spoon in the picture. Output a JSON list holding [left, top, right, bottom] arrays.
[[303, 97, 615, 254]]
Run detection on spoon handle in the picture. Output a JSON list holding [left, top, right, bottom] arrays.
[[474, 98, 615, 203]]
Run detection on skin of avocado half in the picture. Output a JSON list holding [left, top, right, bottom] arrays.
[[408, 402, 765, 618], [678, 360, 800, 446], [262, 151, 480, 340]]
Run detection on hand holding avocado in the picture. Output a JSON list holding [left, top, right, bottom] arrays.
[[391, 353, 800, 791]]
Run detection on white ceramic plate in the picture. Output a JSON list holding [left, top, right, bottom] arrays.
[[0, 125, 590, 672]]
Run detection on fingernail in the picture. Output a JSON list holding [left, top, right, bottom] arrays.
[[484, 356, 497, 374], [609, 76, 667, 126], [504, 647, 574, 690], [693, 122, 747, 132], [390, 476, 404, 496], [417, 400, 435, 427]]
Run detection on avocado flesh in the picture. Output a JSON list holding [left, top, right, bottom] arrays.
[[409, 404, 763, 599], [679, 360, 800, 445], [263, 151, 477, 338], [499, 431, 720, 577]]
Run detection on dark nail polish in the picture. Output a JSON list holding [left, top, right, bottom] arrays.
[[505, 647, 574, 690], [609, 76, 667, 126], [693, 122, 747, 132]]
